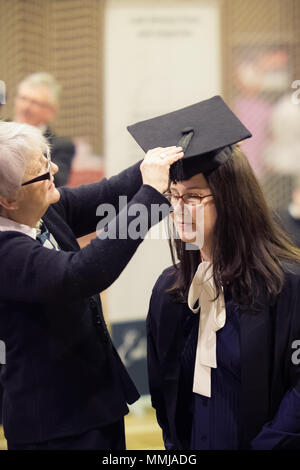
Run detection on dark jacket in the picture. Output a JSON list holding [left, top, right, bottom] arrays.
[[44, 128, 75, 187], [147, 264, 300, 450], [278, 209, 300, 249], [0, 161, 168, 444]]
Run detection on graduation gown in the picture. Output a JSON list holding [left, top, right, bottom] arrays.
[[147, 264, 300, 450]]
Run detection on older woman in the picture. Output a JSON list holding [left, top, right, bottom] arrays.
[[0, 120, 183, 450], [128, 96, 300, 450]]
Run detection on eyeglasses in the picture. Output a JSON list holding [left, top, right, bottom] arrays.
[[16, 94, 52, 109], [21, 154, 51, 187], [164, 191, 213, 206]]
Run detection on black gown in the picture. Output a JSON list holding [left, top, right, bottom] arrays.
[[147, 264, 300, 450]]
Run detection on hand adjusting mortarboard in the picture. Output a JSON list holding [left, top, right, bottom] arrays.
[[127, 95, 252, 182]]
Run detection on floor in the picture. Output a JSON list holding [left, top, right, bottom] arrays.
[[125, 407, 164, 450], [0, 406, 164, 451], [0, 427, 5, 450]]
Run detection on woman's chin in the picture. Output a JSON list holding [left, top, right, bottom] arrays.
[[49, 187, 61, 204], [182, 235, 197, 244], [176, 226, 197, 244]]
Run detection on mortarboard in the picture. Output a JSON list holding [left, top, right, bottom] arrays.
[[127, 95, 252, 182]]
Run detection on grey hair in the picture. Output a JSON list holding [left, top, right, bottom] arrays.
[[18, 72, 61, 105], [0, 121, 50, 201]]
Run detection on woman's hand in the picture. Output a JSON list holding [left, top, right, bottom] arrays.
[[140, 146, 184, 194]]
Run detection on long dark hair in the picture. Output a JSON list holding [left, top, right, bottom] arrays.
[[167, 145, 300, 307]]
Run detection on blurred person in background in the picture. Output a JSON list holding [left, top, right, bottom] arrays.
[[263, 94, 300, 248], [279, 178, 300, 248], [0, 120, 183, 450], [14, 72, 75, 187], [263, 94, 300, 176], [0, 101, 3, 428], [127, 96, 300, 450]]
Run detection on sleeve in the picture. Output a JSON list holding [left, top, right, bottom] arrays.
[[147, 280, 176, 450], [250, 273, 300, 450], [54, 160, 143, 238], [0, 184, 170, 304], [250, 386, 300, 449]]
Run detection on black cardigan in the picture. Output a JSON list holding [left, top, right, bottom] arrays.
[[0, 161, 169, 444], [147, 264, 300, 450]]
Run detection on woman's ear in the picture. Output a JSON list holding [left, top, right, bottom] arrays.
[[0, 198, 19, 211]]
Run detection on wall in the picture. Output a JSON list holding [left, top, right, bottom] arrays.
[[0, 0, 104, 154]]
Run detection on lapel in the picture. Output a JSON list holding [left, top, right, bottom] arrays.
[[240, 300, 271, 448], [160, 301, 194, 449], [160, 301, 186, 380]]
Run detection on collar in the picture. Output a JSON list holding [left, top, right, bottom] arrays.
[[0, 215, 38, 239]]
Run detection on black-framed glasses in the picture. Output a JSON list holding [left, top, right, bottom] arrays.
[[21, 154, 51, 187], [164, 192, 213, 206]]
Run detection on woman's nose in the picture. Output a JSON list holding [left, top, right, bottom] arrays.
[[51, 161, 59, 174], [173, 201, 185, 216], [174, 198, 185, 210]]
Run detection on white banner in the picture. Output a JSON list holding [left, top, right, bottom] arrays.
[[104, 0, 221, 322]]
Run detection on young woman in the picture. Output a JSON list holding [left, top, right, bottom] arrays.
[[147, 144, 300, 450]]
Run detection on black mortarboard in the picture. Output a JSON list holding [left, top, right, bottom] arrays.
[[127, 95, 252, 182]]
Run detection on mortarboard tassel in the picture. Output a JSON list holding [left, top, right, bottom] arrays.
[[170, 127, 195, 183]]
